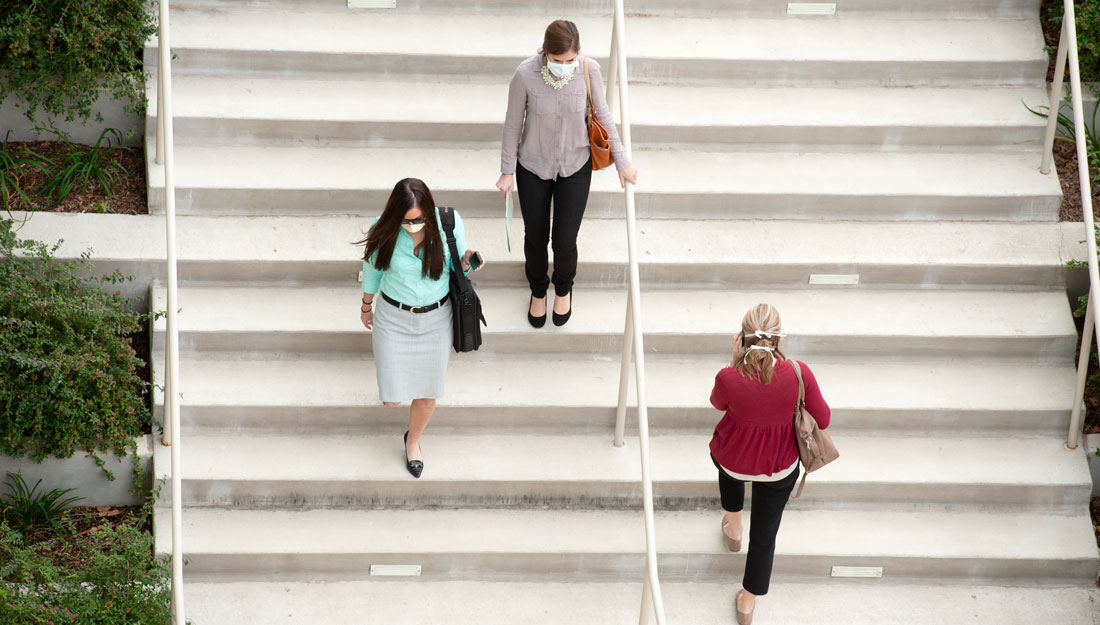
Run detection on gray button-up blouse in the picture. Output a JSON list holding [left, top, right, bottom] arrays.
[[500, 55, 631, 180]]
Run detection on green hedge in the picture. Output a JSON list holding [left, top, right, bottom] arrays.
[[0, 218, 150, 469], [0, 521, 171, 625], [1050, 1, 1100, 82], [0, 0, 157, 130]]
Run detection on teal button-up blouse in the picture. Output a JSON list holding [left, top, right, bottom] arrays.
[[360, 207, 469, 307]]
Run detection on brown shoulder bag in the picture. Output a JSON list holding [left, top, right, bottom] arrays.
[[583, 57, 614, 171], [789, 359, 839, 498]]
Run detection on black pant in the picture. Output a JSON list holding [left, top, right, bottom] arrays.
[[714, 455, 800, 596], [515, 159, 593, 298]]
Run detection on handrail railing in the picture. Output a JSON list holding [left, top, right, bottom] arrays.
[[1042, 1, 1100, 451], [153, 1, 186, 622], [606, 3, 668, 624]]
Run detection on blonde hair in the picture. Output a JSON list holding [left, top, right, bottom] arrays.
[[732, 303, 786, 385]]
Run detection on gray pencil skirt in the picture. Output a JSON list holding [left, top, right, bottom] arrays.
[[372, 294, 453, 403]]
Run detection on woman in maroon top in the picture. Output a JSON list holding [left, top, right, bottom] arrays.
[[709, 304, 830, 625]]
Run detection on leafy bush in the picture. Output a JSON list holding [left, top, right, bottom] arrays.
[[0, 520, 172, 625], [0, 0, 157, 132], [0, 218, 151, 467], [1050, 1, 1100, 82], [0, 472, 84, 540], [42, 128, 132, 205]]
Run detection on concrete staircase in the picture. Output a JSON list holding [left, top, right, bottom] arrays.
[[146, 1, 1100, 623]]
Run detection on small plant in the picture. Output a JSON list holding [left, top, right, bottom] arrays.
[[0, 472, 83, 539], [0, 131, 51, 210], [89, 200, 111, 214], [1049, 1, 1100, 84], [41, 128, 131, 206]]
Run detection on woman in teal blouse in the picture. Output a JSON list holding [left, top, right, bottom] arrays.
[[356, 178, 480, 478]]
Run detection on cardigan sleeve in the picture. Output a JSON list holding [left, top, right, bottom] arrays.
[[710, 369, 730, 411], [798, 361, 831, 430]]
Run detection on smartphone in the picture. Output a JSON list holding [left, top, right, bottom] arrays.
[[468, 250, 484, 271]]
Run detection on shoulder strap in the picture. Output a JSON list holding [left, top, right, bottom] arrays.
[[438, 206, 465, 280], [789, 359, 806, 409], [583, 57, 594, 120]]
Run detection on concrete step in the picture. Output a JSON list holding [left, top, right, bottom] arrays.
[[147, 145, 1062, 221], [11, 212, 1081, 289], [169, 0, 1043, 20], [149, 284, 1077, 360], [153, 506, 1100, 583], [153, 77, 1050, 150], [152, 355, 1076, 434], [156, 431, 1092, 511], [180, 579, 1100, 625], [151, 11, 1047, 85]]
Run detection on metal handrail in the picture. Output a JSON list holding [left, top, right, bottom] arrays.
[[606, 3, 668, 623], [153, 0, 186, 622], [1042, 2, 1100, 450]]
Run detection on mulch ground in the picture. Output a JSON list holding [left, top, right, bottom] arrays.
[[3, 140, 146, 215]]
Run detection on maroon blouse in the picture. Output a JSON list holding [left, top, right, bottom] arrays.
[[709, 360, 831, 477]]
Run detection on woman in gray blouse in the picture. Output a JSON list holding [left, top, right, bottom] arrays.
[[496, 19, 638, 328]]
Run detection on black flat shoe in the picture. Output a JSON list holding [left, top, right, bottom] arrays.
[[403, 430, 423, 479], [552, 288, 573, 327], [528, 295, 547, 328]]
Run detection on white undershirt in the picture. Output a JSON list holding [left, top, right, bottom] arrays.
[[720, 457, 798, 483]]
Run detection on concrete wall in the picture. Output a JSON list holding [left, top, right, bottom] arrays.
[[1, 90, 144, 147], [0, 436, 154, 506]]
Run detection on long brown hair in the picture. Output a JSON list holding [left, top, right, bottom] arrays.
[[539, 19, 580, 56], [356, 178, 444, 280], [732, 304, 787, 385]]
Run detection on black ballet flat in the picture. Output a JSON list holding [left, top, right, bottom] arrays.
[[552, 288, 573, 327], [528, 295, 547, 328], [403, 430, 423, 479]]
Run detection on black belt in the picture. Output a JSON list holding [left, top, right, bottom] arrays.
[[380, 292, 448, 314]]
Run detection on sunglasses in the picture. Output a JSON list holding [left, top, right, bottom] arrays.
[[401, 217, 427, 225]]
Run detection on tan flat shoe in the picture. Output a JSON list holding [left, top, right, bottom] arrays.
[[721, 516, 742, 552], [735, 589, 754, 625]]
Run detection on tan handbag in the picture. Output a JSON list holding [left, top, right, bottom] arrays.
[[789, 360, 839, 498], [583, 58, 614, 171]]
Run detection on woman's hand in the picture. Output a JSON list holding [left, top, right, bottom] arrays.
[[496, 174, 515, 196], [617, 165, 638, 189], [730, 332, 745, 366], [461, 249, 485, 272], [360, 311, 374, 330]]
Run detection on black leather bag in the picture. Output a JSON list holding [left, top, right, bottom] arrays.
[[439, 206, 486, 352]]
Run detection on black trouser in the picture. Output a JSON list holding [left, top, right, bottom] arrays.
[[515, 159, 593, 298], [713, 455, 800, 596]]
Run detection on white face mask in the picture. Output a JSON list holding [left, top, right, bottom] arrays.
[[402, 223, 425, 234], [547, 60, 578, 78]]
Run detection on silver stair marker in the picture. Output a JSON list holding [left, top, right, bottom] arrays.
[[370, 564, 422, 576], [787, 3, 837, 15], [831, 566, 883, 578], [348, 0, 396, 7], [808, 273, 860, 285]]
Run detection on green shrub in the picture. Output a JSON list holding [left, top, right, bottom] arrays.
[[0, 0, 157, 132], [0, 520, 172, 625], [0, 218, 151, 468], [42, 128, 132, 206], [0, 131, 52, 210], [1050, 1, 1100, 83]]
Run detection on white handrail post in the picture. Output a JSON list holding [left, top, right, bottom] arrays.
[[1069, 293, 1093, 450], [1064, 0, 1100, 421], [612, 2, 668, 623], [155, 32, 165, 166], [614, 294, 632, 447], [158, 0, 186, 623], [1041, 19, 1069, 175], [638, 565, 654, 625]]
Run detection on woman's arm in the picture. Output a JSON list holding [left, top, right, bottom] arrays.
[[453, 210, 476, 276], [500, 68, 527, 177], [360, 254, 382, 330], [710, 371, 729, 411], [798, 362, 831, 429], [585, 60, 632, 170]]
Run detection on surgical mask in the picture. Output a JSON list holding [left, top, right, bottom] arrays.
[[402, 223, 425, 234], [547, 60, 578, 78]]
